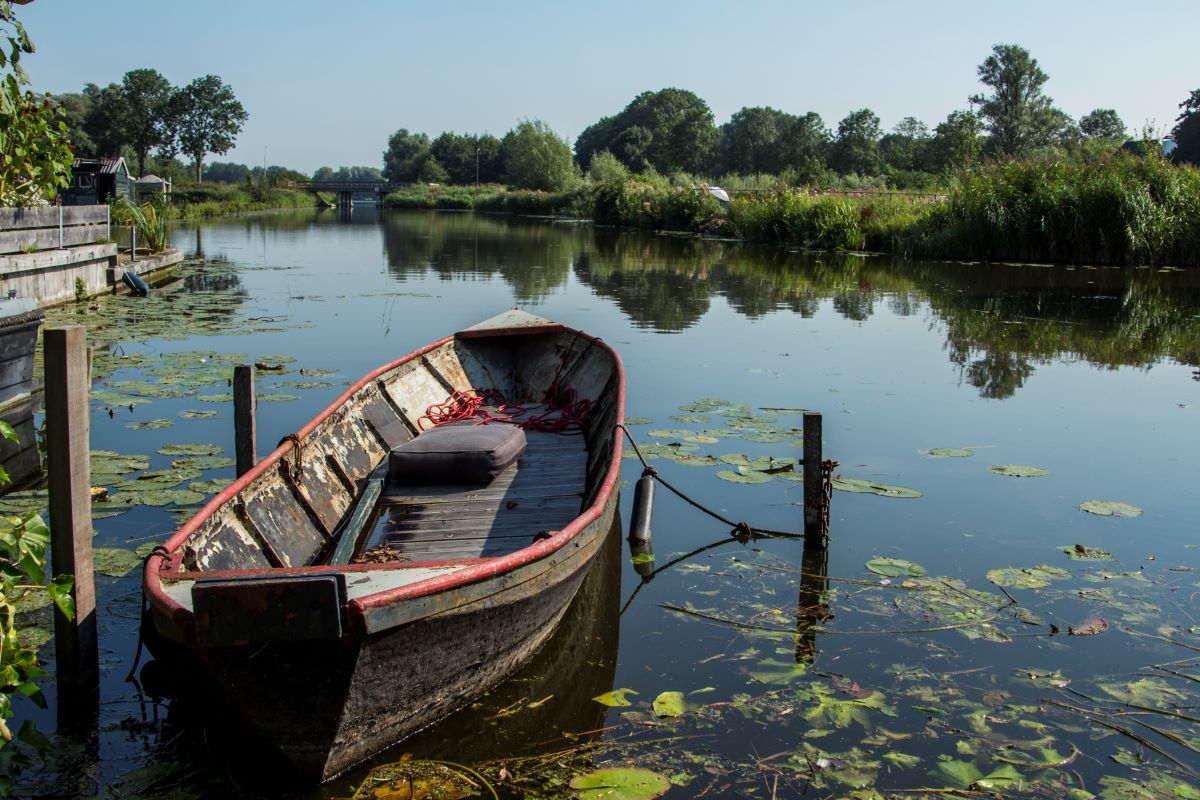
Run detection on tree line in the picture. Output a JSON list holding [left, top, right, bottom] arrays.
[[383, 44, 1199, 192], [53, 68, 247, 181]]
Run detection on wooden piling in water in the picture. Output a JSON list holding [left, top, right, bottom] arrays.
[[802, 411, 823, 541], [234, 364, 256, 477], [44, 326, 99, 719]]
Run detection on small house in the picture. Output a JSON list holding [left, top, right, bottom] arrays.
[[61, 157, 135, 205], [135, 174, 172, 204]]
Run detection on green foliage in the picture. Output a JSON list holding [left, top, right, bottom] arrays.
[[585, 149, 629, 184], [110, 196, 170, 252], [501, 119, 578, 192], [921, 154, 1200, 266], [1079, 108, 1127, 141], [73, 276, 86, 301], [174, 75, 248, 182], [382, 128, 438, 183], [0, 3, 72, 207], [0, 416, 74, 780], [831, 109, 883, 175], [115, 68, 173, 175], [575, 88, 718, 174], [1172, 88, 1200, 165], [971, 43, 1069, 156]]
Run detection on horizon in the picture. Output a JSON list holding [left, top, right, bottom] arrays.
[[18, 0, 1200, 175]]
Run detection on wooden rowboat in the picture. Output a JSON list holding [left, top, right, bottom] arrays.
[[143, 310, 625, 781]]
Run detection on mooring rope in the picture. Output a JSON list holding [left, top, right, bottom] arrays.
[[126, 545, 172, 682], [616, 424, 820, 540]]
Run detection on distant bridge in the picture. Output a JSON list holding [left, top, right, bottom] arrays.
[[297, 180, 408, 208]]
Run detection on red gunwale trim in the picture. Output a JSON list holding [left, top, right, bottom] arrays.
[[144, 322, 625, 635], [162, 556, 492, 583]]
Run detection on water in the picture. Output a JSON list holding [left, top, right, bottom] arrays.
[[10, 208, 1200, 798]]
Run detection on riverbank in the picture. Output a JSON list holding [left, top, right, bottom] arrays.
[[170, 184, 329, 220], [382, 155, 1200, 267]]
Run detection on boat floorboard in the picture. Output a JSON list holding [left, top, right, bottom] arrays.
[[360, 430, 588, 562]]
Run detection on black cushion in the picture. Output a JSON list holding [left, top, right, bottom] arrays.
[[388, 423, 526, 484]]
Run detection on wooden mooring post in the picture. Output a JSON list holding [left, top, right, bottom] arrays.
[[802, 411, 823, 542], [234, 364, 256, 477], [44, 326, 99, 722]]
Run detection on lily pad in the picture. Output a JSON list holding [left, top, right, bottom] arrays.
[[989, 464, 1049, 477], [156, 443, 224, 456], [126, 418, 174, 430], [670, 454, 720, 468], [1062, 543, 1114, 560], [258, 393, 299, 403], [716, 468, 772, 484], [178, 409, 218, 419], [93, 547, 142, 577], [832, 477, 922, 498], [986, 565, 1070, 589], [865, 557, 926, 578], [170, 456, 236, 470], [622, 417, 652, 425], [593, 688, 639, 707], [190, 478, 233, 494], [570, 767, 671, 800], [683, 435, 719, 444], [927, 447, 973, 458], [195, 393, 233, 403], [651, 691, 687, 718], [1079, 500, 1143, 518]]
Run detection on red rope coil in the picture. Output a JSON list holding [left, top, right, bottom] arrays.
[[418, 383, 591, 435]]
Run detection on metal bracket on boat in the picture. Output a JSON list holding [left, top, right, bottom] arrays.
[[279, 432, 304, 485], [192, 571, 348, 648]]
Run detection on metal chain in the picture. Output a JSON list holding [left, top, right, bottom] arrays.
[[820, 458, 839, 545]]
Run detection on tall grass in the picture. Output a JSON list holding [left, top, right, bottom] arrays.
[[566, 155, 1200, 266], [110, 198, 170, 252], [912, 154, 1200, 266]]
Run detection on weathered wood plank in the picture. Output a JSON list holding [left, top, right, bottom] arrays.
[[188, 514, 273, 571], [0, 205, 107, 229], [243, 483, 327, 567], [0, 223, 106, 255]]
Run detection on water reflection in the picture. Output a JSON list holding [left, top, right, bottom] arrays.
[[360, 211, 1200, 396], [380, 212, 574, 303]]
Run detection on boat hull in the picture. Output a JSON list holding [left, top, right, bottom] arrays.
[[160, 485, 616, 781], [143, 313, 626, 781]]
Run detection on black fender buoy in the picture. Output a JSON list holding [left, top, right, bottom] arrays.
[[629, 538, 655, 579], [122, 270, 150, 296], [628, 471, 655, 544]]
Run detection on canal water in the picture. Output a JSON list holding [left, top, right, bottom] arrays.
[[9, 208, 1200, 798]]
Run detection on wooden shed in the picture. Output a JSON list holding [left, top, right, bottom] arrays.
[[61, 157, 135, 205]]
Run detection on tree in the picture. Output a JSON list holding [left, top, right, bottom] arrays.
[[203, 161, 252, 183], [382, 128, 436, 182], [116, 68, 173, 175], [573, 89, 717, 175], [475, 134, 504, 183], [970, 44, 1065, 156], [0, 2, 72, 205], [79, 82, 126, 155], [1171, 89, 1200, 165], [1079, 108, 1126, 140], [880, 116, 932, 172], [718, 107, 791, 174], [830, 109, 882, 175], [501, 119, 577, 191], [929, 109, 983, 171], [173, 75, 248, 182], [51, 91, 95, 154], [778, 112, 829, 184]]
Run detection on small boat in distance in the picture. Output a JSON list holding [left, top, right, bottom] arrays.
[[143, 310, 625, 781]]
